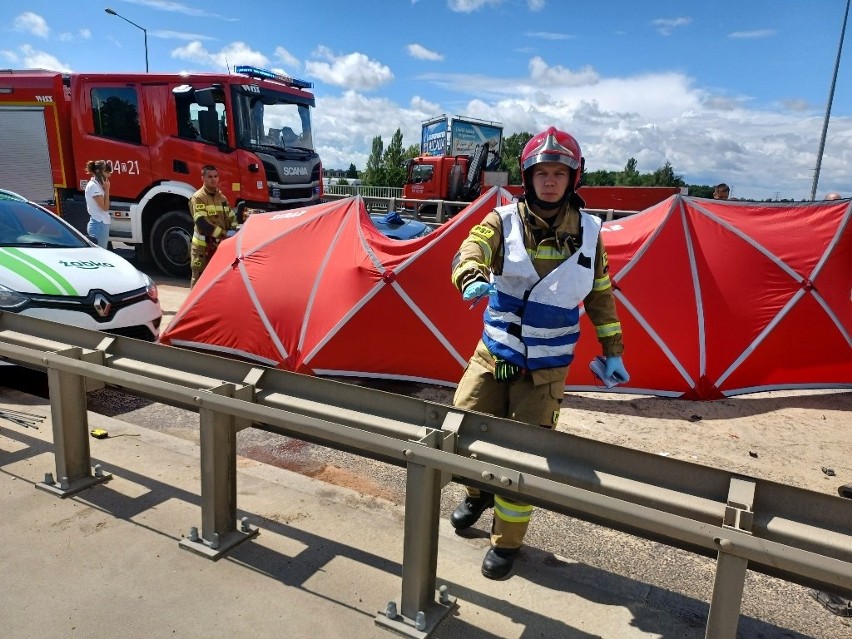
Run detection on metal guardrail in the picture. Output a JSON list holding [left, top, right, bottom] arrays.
[[1, 312, 850, 639], [322, 185, 642, 223]]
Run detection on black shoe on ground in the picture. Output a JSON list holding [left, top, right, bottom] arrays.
[[450, 493, 494, 530], [481, 546, 518, 580]]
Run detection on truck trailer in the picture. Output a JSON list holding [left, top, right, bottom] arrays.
[[0, 66, 323, 276]]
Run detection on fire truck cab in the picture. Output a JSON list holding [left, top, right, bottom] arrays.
[[0, 66, 322, 276]]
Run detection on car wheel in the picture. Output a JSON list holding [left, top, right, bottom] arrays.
[[150, 209, 193, 277]]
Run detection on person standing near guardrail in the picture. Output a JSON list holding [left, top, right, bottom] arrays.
[[189, 165, 237, 288], [449, 127, 629, 580]]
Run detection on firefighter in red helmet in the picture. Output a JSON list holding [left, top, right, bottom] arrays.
[[449, 126, 629, 579]]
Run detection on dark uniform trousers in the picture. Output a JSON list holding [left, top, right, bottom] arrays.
[[452, 357, 563, 549]]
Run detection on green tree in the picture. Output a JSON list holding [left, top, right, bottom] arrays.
[[363, 135, 385, 186], [500, 132, 533, 185], [382, 128, 407, 188], [581, 169, 617, 186], [404, 143, 421, 161], [649, 161, 686, 187], [346, 163, 358, 179], [617, 157, 642, 186]]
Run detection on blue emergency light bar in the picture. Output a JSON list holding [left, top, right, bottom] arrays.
[[234, 65, 313, 89]]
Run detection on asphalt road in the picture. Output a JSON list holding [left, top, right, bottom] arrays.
[[8, 248, 849, 638]]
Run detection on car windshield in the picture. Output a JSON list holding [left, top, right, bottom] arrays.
[[0, 198, 88, 248]]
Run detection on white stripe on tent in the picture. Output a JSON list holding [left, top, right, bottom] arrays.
[[678, 201, 708, 378], [715, 290, 805, 388], [614, 289, 696, 388], [607, 197, 699, 387], [391, 280, 469, 368], [311, 369, 458, 388], [813, 290, 852, 348], [809, 202, 850, 280], [608, 196, 679, 281], [689, 200, 804, 282], [237, 256, 290, 361], [722, 382, 852, 398], [563, 383, 683, 398], [297, 211, 352, 355], [167, 339, 279, 367]]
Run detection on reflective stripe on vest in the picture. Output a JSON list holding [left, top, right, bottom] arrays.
[[482, 203, 600, 370]]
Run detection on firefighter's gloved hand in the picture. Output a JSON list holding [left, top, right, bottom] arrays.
[[462, 282, 496, 301], [604, 356, 629, 383], [225, 229, 237, 238], [493, 359, 522, 382]]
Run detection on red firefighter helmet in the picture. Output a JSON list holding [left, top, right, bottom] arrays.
[[520, 127, 584, 193]]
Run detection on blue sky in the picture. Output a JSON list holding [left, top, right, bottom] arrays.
[[3, 0, 851, 200]]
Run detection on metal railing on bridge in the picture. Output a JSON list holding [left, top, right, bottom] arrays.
[[323, 184, 643, 223], [0, 312, 849, 639]]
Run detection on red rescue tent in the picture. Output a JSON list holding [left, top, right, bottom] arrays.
[[566, 195, 852, 398], [160, 193, 852, 399], [160, 188, 515, 384]]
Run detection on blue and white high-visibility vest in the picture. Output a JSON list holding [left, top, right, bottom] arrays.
[[482, 203, 601, 370]]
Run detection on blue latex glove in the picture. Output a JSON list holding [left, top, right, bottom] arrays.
[[462, 281, 495, 301], [604, 355, 629, 383], [225, 229, 237, 238]]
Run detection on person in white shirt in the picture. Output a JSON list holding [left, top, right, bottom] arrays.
[[84, 160, 113, 248]]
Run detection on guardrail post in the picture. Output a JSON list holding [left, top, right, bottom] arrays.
[[37, 347, 112, 497], [180, 382, 258, 559], [376, 427, 457, 637], [705, 477, 755, 639]]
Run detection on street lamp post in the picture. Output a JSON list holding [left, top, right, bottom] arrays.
[[104, 7, 149, 73], [810, 0, 850, 200]]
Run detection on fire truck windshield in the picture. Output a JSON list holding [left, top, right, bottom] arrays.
[[233, 87, 314, 154]]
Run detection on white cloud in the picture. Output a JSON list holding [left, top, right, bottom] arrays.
[[528, 0, 545, 10], [528, 57, 599, 87], [1, 50, 19, 63], [729, 29, 776, 39], [407, 44, 444, 61], [59, 29, 93, 43], [651, 17, 691, 36], [447, 0, 502, 13], [151, 30, 215, 41], [305, 46, 393, 91], [317, 54, 848, 199], [171, 41, 269, 71], [16, 45, 71, 72], [274, 47, 300, 69], [523, 31, 574, 41], [119, 0, 236, 20], [14, 12, 49, 38]]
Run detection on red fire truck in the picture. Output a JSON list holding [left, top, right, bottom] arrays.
[[0, 66, 322, 276], [403, 117, 684, 220]]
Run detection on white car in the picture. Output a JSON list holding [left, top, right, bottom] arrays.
[[0, 189, 161, 341]]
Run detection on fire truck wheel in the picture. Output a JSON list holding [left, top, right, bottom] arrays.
[[150, 209, 193, 277]]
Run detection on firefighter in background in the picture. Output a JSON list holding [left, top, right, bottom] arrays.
[[189, 164, 237, 288], [449, 127, 629, 579]]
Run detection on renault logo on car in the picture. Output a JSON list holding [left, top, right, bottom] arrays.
[[93, 293, 112, 318]]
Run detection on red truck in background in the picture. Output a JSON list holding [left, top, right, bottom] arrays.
[[0, 66, 322, 276], [403, 144, 683, 220], [403, 116, 683, 220]]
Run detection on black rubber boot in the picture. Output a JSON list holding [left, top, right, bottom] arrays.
[[450, 493, 494, 530], [481, 546, 518, 580]]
